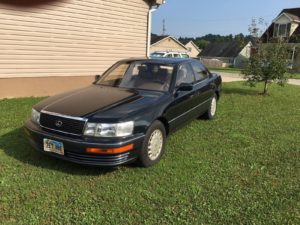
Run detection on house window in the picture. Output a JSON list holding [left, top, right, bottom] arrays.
[[274, 23, 290, 37]]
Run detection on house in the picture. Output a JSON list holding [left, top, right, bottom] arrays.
[[0, 0, 164, 98], [181, 40, 202, 58], [261, 8, 300, 42], [150, 34, 188, 54], [234, 42, 252, 68], [261, 7, 300, 71], [199, 42, 252, 68]]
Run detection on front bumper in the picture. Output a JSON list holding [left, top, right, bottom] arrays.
[[24, 120, 145, 166]]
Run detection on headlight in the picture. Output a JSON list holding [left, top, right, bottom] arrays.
[[31, 108, 40, 125], [84, 121, 134, 137]]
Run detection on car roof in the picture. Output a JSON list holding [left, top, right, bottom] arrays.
[[152, 51, 186, 54], [121, 57, 195, 65]]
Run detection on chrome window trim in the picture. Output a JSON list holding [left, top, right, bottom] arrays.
[[193, 78, 208, 86]]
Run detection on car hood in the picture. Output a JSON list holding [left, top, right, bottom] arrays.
[[35, 85, 142, 117]]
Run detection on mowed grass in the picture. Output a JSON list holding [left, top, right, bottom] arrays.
[[209, 67, 242, 74], [0, 82, 299, 225], [289, 73, 300, 79]]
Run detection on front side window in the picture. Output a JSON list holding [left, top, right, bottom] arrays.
[[176, 63, 195, 87], [97, 61, 174, 92], [191, 61, 209, 82]]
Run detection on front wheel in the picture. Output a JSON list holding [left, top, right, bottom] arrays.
[[138, 121, 166, 167], [203, 94, 218, 120]]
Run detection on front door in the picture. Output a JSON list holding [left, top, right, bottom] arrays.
[[165, 63, 198, 131]]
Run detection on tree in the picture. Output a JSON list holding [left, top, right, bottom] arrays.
[[194, 39, 209, 49], [177, 34, 252, 50], [242, 18, 290, 95], [234, 33, 247, 48]]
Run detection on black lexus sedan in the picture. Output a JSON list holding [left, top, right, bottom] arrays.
[[24, 58, 222, 167]]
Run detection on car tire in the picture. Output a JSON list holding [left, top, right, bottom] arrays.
[[203, 94, 218, 120], [138, 120, 166, 167]]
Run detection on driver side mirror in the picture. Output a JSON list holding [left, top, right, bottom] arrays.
[[94, 74, 102, 82], [176, 83, 193, 92]]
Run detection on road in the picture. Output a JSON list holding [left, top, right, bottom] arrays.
[[213, 71, 300, 86]]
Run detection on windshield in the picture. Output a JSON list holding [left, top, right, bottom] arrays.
[[97, 61, 175, 92]]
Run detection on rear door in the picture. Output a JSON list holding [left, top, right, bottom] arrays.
[[165, 63, 198, 130], [190, 61, 214, 114]]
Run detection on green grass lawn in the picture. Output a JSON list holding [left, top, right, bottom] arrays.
[[0, 82, 299, 224], [209, 67, 242, 74], [288, 73, 300, 79]]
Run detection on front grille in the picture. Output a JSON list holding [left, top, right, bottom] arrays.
[[40, 113, 86, 136]]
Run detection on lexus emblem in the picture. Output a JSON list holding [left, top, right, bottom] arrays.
[[55, 120, 63, 127]]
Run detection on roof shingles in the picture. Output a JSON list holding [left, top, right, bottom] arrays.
[[199, 42, 241, 58], [151, 35, 169, 45], [261, 8, 300, 42], [280, 8, 300, 21]]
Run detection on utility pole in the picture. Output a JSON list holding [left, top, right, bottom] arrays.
[[162, 19, 166, 35]]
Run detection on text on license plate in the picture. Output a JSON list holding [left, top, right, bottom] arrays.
[[43, 139, 64, 155]]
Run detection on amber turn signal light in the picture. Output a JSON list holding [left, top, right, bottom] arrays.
[[86, 144, 134, 155]]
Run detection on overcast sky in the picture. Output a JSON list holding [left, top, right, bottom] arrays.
[[152, 0, 300, 37]]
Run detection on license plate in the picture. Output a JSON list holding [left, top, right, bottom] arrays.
[[43, 139, 64, 155]]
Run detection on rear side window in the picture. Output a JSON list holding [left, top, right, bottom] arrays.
[[191, 61, 209, 81], [176, 63, 195, 86]]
